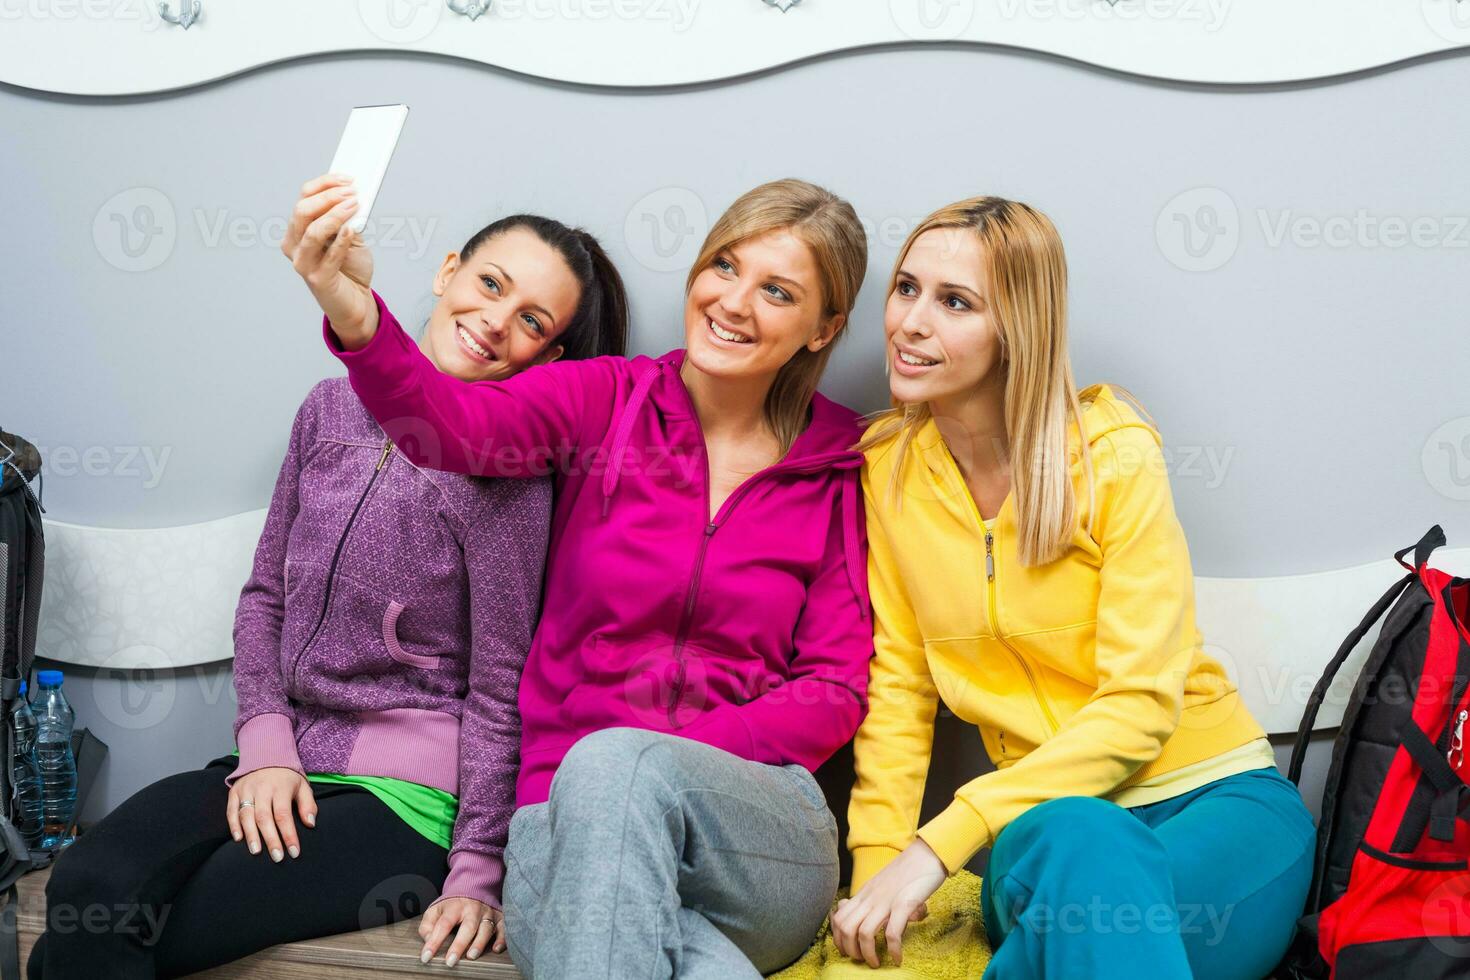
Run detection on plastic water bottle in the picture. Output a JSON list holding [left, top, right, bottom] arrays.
[[10, 680, 43, 849], [31, 671, 76, 850]]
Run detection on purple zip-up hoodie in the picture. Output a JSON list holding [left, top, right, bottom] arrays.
[[229, 377, 550, 909], [325, 292, 874, 807]]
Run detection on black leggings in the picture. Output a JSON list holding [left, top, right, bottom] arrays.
[[27, 755, 449, 979]]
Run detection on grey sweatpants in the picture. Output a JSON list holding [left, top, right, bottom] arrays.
[[501, 727, 840, 979]]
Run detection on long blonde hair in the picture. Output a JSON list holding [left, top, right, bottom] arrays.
[[685, 179, 868, 454], [859, 197, 1141, 566]]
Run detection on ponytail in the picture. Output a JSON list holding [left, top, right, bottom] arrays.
[[570, 228, 629, 359]]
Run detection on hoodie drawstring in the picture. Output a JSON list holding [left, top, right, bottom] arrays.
[[840, 470, 870, 623], [601, 363, 663, 518]]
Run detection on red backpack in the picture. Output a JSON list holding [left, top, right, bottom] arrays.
[[1280, 525, 1470, 978]]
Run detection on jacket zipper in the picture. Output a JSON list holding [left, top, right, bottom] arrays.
[[985, 527, 1060, 733], [935, 440, 1057, 729], [289, 439, 393, 692], [663, 365, 859, 728], [665, 459, 770, 727], [663, 449, 851, 728], [668, 521, 717, 726]]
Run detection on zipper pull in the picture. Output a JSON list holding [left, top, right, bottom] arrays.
[[985, 529, 995, 581], [376, 440, 392, 471], [1449, 709, 1467, 770]]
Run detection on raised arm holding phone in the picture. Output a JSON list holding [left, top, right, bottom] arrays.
[[28, 116, 630, 973], [311, 175, 877, 979]]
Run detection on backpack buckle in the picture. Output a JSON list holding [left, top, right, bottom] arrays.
[[1449, 709, 1467, 771]]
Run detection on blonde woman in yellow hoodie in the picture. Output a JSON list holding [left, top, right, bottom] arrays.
[[831, 199, 1314, 979]]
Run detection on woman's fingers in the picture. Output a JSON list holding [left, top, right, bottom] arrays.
[[250, 787, 286, 862], [831, 899, 860, 961], [293, 199, 359, 286], [318, 223, 358, 283], [295, 778, 318, 831], [489, 915, 507, 955], [417, 903, 440, 943], [909, 901, 929, 922], [273, 793, 300, 860], [238, 790, 263, 856], [299, 172, 353, 199], [444, 910, 481, 967], [282, 177, 354, 258], [887, 903, 916, 968], [466, 914, 494, 960], [225, 785, 243, 842], [830, 902, 847, 958], [858, 908, 887, 969], [421, 903, 458, 963]]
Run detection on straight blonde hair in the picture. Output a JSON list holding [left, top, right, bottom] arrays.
[[685, 179, 868, 454], [859, 197, 1146, 567]]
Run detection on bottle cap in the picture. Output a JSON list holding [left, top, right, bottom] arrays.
[[36, 670, 63, 687]]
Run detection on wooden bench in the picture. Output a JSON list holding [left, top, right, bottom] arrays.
[[10, 866, 522, 979]]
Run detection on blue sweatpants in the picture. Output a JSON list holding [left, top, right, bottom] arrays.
[[982, 766, 1315, 980]]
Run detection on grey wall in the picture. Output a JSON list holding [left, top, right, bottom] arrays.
[[3, 47, 1467, 821]]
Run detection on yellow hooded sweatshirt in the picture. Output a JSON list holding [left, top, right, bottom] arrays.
[[847, 385, 1273, 890]]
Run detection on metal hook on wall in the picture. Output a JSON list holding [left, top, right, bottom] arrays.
[[158, 1, 201, 29], [447, 0, 491, 20]]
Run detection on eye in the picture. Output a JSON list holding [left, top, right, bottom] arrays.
[[763, 283, 792, 303], [714, 257, 735, 274], [480, 275, 502, 294], [896, 280, 918, 298], [521, 312, 545, 338], [944, 294, 972, 312]]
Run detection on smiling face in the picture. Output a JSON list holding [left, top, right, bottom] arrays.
[[681, 227, 843, 386], [420, 226, 583, 382], [885, 227, 1005, 410]]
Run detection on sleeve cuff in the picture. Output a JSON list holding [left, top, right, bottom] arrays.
[[321, 289, 412, 377], [226, 713, 304, 786], [435, 850, 506, 910], [916, 797, 994, 875], [849, 845, 905, 893]]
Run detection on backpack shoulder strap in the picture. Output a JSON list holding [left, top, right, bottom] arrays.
[[16, 493, 42, 685], [1286, 568, 1418, 786], [1286, 526, 1447, 785]]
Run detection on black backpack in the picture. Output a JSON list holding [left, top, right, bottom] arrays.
[[0, 430, 51, 979]]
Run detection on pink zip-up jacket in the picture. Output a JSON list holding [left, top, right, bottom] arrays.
[[230, 377, 550, 909], [325, 292, 873, 806]]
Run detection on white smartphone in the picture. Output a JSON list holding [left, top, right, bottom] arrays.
[[327, 104, 409, 234]]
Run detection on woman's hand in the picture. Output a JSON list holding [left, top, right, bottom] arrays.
[[226, 766, 317, 862], [419, 896, 505, 967], [281, 173, 379, 350], [831, 837, 947, 968]]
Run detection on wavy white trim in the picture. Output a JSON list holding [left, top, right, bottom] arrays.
[[0, 0, 1467, 96], [34, 511, 1468, 733], [1195, 548, 1470, 734], [37, 511, 266, 671]]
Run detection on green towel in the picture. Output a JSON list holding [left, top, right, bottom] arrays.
[[767, 872, 992, 979]]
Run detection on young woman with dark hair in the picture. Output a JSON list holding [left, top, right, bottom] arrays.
[[28, 173, 629, 979]]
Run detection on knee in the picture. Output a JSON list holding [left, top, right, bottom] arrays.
[[41, 854, 147, 948], [551, 727, 670, 800], [991, 797, 1146, 872], [44, 846, 125, 919], [1007, 795, 1131, 838]]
